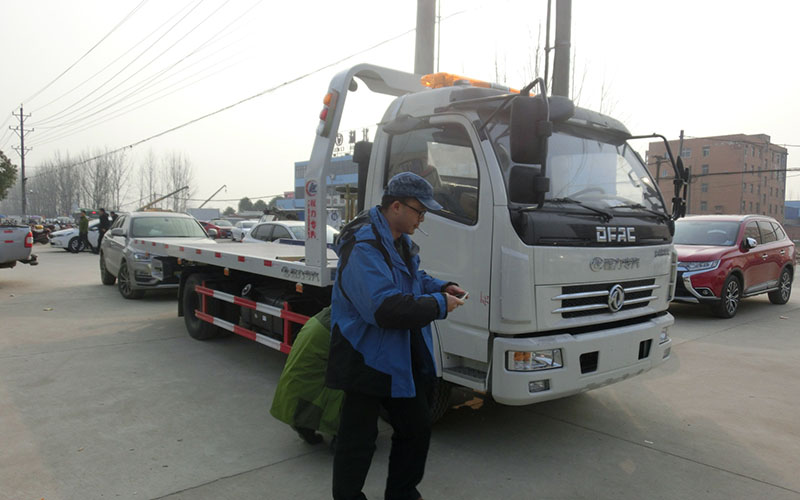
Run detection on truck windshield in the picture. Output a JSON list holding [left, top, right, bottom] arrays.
[[491, 127, 666, 215], [131, 217, 207, 238]]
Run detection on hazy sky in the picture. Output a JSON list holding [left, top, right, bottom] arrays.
[[2, 0, 799, 211]]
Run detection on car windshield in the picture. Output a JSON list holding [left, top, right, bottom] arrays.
[[673, 221, 740, 246], [131, 217, 207, 238]]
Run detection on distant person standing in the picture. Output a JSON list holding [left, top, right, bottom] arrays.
[[110, 211, 118, 224], [77, 210, 91, 253], [96, 208, 111, 252]]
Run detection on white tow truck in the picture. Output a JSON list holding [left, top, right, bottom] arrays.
[[133, 64, 687, 417]]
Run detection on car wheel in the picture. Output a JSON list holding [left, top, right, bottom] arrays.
[[712, 275, 741, 318], [99, 253, 116, 285], [68, 237, 81, 253], [768, 268, 793, 305], [182, 274, 222, 340], [117, 261, 144, 299]]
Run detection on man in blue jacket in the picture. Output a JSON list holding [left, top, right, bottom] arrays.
[[327, 172, 466, 500]]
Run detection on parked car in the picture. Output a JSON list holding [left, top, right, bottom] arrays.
[[49, 219, 101, 253], [242, 220, 339, 245], [672, 214, 795, 318], [199, 220, 231, 239], [230, 220, 259, 241], [99, 211, 215, 299]]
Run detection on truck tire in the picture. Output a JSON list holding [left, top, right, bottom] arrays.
[[378, 378, 453, 424], [182, 274, 222, 340], [99, 253, 116, 285], [117, 260, 145, 299], [429, 379, 453, 423], [768, 267, 793, 304]]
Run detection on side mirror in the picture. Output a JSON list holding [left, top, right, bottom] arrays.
[[743, 237, 757, 250], [207, 228, 218, 238], [110, 228, 125, 237], [509, 96, 550, 164], [508, 164, 549, 204]]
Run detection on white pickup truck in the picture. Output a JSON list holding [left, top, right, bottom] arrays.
[[0, 223, 37, 269]]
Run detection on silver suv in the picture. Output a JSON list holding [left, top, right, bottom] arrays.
[[99, 212, 215, 299]]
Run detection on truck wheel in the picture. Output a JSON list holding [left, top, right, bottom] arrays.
[[68, 237, 81, 253], [768, 268, 793, 304], [182, 274, 222, 340], [378, 378, 453, 424], [430, 379, 453, 422], [711, 275, 741, 318], [99, 253, 116, 285], [117, 261, 145, 299]]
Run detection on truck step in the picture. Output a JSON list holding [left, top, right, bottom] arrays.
[[443, 366, 487, 389]]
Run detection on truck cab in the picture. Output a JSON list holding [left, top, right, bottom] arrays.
[[305, 65, 685, 405]]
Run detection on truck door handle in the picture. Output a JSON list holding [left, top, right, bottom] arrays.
[[780, 249, 786, 255], [761, 254, 768, 260]]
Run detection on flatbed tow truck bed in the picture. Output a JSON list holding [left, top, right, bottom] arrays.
[[131, 238, 338, 287]]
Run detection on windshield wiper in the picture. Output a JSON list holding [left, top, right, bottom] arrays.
[[611, 203, 668, 221], [519, 197, 613, 221]]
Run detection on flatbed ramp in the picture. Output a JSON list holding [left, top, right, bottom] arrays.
[[132, 238, 338, 287]]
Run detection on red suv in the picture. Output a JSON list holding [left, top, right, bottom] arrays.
[[673, 215, 795, 318]]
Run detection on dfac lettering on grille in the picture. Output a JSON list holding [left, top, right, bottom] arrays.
[[596, 226, 636, 243], [552, 279, 658, 318]]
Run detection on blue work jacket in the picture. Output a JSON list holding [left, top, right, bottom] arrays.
[[326, 207, 449, 398]]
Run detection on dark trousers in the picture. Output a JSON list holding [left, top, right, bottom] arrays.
[[332, 379, 433, 500], [78, 232, 91, 251]]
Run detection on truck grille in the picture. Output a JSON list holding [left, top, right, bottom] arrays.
[[553, 279, 658, 318]]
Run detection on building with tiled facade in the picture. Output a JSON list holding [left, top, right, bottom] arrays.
[[647, 134, 788, 220]]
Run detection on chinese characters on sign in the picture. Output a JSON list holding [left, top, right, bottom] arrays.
[[589, 257, 641, 272], [332, 128, 370, 157]]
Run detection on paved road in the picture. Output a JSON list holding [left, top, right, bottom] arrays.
[[1, 246, 799, 500]]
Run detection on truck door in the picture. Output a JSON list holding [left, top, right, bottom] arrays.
[[383, 116, 493, 372]]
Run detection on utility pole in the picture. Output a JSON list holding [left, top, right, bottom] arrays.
[[678, 130, 686, 213], [10, 105, 33, 215], [415, 0, 435, 75], [551, 0, 571, 97]]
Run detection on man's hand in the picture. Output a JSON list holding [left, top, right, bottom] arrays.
[[445, 284, 467, 298], [444, 293, 465, 312]]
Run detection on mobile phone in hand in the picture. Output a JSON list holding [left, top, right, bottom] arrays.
[[455, 291, 469, 300]]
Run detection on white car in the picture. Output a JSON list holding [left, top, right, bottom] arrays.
[[230, 220, 259, 241], [49, 220, 101, 252], [242, 220, 339, 245]]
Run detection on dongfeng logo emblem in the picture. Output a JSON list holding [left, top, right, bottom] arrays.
[[608, 284, 625, 313]]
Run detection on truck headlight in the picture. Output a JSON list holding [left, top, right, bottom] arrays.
[[659, 328, 670, 344], [677, 260, 719, 272], [133, 252, 151, 261], [507, 349, 563, 372]]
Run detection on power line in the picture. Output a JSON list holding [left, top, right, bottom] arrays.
[[32, 0, 207, 125], [26, 24, 417, 180], [23, 0, 149, 106], [30, 0, 200, 116], [29, 2, 261, 146]]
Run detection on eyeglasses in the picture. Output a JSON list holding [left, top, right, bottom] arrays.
[[400, 201, 426, 219]]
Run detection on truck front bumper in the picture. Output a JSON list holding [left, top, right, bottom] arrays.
[[491, 313, 673, 405]]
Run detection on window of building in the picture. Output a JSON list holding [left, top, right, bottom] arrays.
[[750, 184, 753, 193], [749, 201, 753, 211], [701, 183, 708, 193], [756, 202, 760, 213], [742, 182, 746, 192], [702, 146, 710, 157], [700, 201, 708, 211], [701, 164, 709, 175], [662, 168, 669, 177], [681, 148, 691, 158], [740, 200, 746, 212], [714, 205, 723, 213]]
